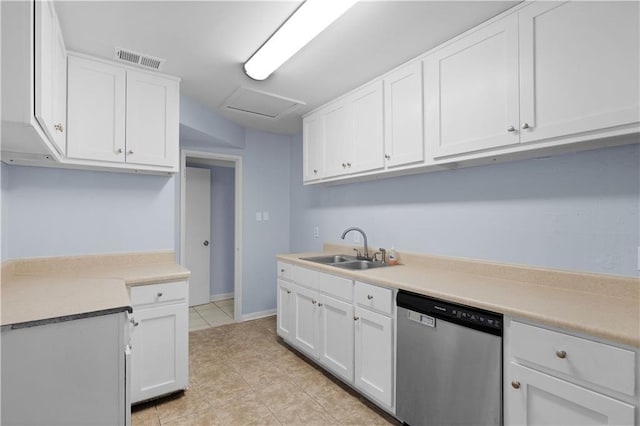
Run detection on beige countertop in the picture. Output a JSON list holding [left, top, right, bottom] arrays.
[[278, 244, 640, 348], [1, 251, 190, 327]]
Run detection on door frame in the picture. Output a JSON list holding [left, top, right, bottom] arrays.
[[180, 149, 243, 322]]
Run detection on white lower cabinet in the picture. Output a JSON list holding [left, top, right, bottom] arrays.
[[276, 262, 395, 414], [354, 306, 394, 409], [129, 281, 188, 404], [505, 318, 638, 426]]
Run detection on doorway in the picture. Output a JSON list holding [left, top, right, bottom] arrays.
[[180, 150, 243, 327]]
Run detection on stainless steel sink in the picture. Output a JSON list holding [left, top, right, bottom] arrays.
[[301, 254, 388, 270], [301, 254, 357, 264]]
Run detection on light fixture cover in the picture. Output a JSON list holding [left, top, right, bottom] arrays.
[[244, 0, 357, 80]]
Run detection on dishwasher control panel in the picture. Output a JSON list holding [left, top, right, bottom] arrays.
[[397, 290, 502, 336]]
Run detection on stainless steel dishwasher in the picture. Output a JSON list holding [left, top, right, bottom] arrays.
[[396, 290, 503, 426]]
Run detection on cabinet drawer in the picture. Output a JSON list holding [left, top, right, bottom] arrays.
[[292, 265, 317, 289], [130, 281, 187, 307], [511, 320, 636, 396], [277, 262, 293, 281], [317, 272, 353, 302], [354, 281, 393, 316]]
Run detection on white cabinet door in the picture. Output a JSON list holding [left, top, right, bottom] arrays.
[[518, 1, 640, 144], [354, 306, 394, 409], [384, 61, 424, 167], [318, 293, 354, 383], [506, 363, 634, 426], [130, 303, 188, 404], [291, 284, 320, 359], [323, 100, 351, 177], [303, 112, 324, 182], [351, 81, 385, 173], [34, 0, 66, 155], [277, 279, 293, 340], [425, 14, 520, 158], [125, 70, 179, 167], [67, 55, 126, 162]]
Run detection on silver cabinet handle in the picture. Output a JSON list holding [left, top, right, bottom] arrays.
[[129, 318, 139, 327], [286, 289, 291, 294], [157, 292, 163, 297], [347, 163, 351, 168], [128, 149, 134, 154], [312, 299, 317, 305], [522, 122, 530, 130], [54, 123, 64, 132], [556, 350, 567, 359], [511, 381, 520, 389], [317, 303, 323, 307], [342, 163, 346, 168], [116, 148, 123, 154], [354, 316, 360, 321], [367, 294, 373, 300], [384, 154, 391, 160], [313, 169, 318, 174], [280, 268, 285, 273], [203, 240, 209, 246], [507, 126, 516, 132]]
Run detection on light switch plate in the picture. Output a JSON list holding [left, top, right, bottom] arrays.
[[263, 211, 269, 221], [313, 227, 319, 238]]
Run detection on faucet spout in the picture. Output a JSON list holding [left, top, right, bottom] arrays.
[[340, 227, 369, 260]]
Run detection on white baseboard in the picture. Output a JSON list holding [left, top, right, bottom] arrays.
[[209, 292, 234, 302], [241, 308, 276, 321]]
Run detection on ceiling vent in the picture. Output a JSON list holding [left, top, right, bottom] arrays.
[[114, 47, 165, 71], [222, 87, 305, 119]]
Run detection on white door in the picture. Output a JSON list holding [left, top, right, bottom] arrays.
[[67, 55, 126, 162], [323, 100, 352, 177], [384, 61, 424, 167], [424, 13, 520, 158], [506, 363, 634, 426], [291, 284, 319, 359], [318, 293, 354, 383], [185, 167, 211, 307], [518, 1, 640, 143], [351, 81, 385, 174], [354, 306, 394, 409], [277, 279, 293, 340], [303, 112, 325, 182], [125, 70, 179, 167]]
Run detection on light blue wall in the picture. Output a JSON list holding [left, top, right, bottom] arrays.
[[210, 165, 235, 297], [290, 134, 640, 278], [2, 165, 176, 259], [182, 128, 291, 315]]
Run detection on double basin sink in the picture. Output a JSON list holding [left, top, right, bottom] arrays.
[[301, 254, 388, 270]]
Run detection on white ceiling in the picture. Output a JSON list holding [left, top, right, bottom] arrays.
[[55, 1, 519, 135]]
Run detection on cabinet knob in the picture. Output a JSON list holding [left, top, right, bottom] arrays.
[[286, 289, 291, 294], [511, 381, 520, 389], [317, 303, 323, 307], [54, 123, 64, 132], [128, 150, 134, 154], [280, 268, 285, 273], [507, 126, 516, 132], [313, 169, 318, 174], [203, 240, 209, 246], [116, 148, 123, 154], [312, 299, 317, 305], [347, 163, 351, 168], [157, 292, 163, 298], [354, 316, 360, 321], [556, 350, 567, 359], [367, 294, 373, 300], [522, 122, 530, 130], [342, 163, 346, 168], [384, 154, 391, 160], [129, 318, 139, 327]]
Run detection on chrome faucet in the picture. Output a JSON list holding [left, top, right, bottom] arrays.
[[341, 227, 369, 260]]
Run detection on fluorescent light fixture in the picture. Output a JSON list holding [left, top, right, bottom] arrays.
[[244, 0, 357, 80]]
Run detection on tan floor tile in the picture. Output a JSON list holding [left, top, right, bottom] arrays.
[[194, 302, 218, 311], [339, 403, 397, 425], [205, 315, 235, 327], [131, 401, 160, 426], [311, 385, 370, 421], [189, 318, 210, 332], [272, 395, 338, 426], [160, 407, 222, 426], [155, 391, 211, 422], [210, 395, 276, 426]]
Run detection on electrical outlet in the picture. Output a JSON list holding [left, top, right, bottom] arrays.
[[353, 232, 361, 243], [263, 211, 269, 221], [255, 212, 262, 221], [313, 227, 320, 238]]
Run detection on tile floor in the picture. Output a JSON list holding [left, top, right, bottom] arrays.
[[132, 316, 399, 426], [189, 299, 235, 331]]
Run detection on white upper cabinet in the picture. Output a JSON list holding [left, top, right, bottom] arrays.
[[323, 100, 352, 177], [67, 56, 126, 163], [67, 54, 180, 171], [424, 14, 520, 158], [303, 112, 325, 182], [518, 1, 640, 143], [34, 0, 67, 156], [384, 61, 424, 167], [351, 81, 385, 173], [126, 70, 179, 167]]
